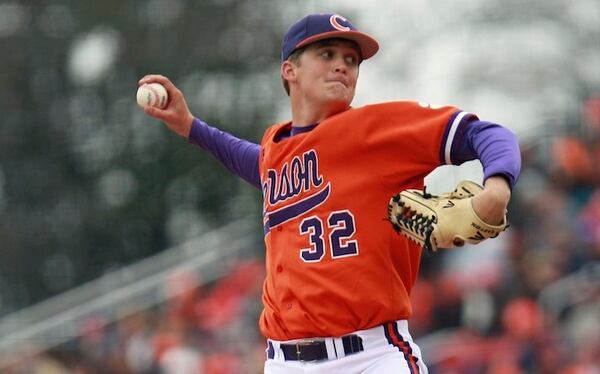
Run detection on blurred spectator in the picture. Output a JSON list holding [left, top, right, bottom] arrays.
[[551, 137, 594, 184], [123, 312, 155, 373], [583, 96, 600, 134], [158, 333, 203, 374]]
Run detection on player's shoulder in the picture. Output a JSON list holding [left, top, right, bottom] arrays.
[[355, 100, 459, 114], [337, 101, 459, 127]]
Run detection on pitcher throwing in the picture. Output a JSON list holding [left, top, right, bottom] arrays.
[[139, 12, 521, 373]]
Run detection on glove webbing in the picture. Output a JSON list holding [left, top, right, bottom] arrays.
[[389, 190, 437, 253]]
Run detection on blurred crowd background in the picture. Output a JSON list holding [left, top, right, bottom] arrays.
[[0, 0, 599, 373]]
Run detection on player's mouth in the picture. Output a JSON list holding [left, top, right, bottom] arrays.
[[326, 79, 349, 88]]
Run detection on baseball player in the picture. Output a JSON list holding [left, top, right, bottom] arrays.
[[139, 13, 521, 374]]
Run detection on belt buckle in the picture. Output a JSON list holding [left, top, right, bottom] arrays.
[[295, 339, 321, 362]]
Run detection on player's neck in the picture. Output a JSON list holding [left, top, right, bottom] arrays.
[[290, 99, 349, 127]]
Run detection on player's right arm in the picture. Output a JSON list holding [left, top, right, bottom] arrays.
[[188, 119, 261, 189], [138, 74, 261, 189]]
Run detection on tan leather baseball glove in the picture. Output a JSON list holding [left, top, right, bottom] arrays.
[[388, 180, 507, 252]]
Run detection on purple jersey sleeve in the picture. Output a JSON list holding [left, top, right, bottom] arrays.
[[188, 118, 261, 189], [443, 113, 521, 189]]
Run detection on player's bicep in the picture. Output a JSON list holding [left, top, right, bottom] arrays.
[[438, 110, 480, 166]]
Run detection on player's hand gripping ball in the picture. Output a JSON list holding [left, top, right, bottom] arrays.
[[388, 180, 507, 252], [136, 83, 168, 109]]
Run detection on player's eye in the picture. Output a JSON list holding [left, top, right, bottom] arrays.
[[345, 55, 358, 66], [320, 49, 334, 59]]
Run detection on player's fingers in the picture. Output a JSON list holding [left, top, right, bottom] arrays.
[[138, 74, 169, 85], [144, 105, 182, 124], [139, 75, 181, 101], [143, 105, 157, 117], [143, 106, 169, 121], [139, 75, 171, 92], [138, 74, 177, 92]]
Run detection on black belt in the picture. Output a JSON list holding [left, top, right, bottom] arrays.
[[268, 334, 364, 361]]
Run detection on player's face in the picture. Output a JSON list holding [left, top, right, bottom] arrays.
[[293, 40, 360, 112]]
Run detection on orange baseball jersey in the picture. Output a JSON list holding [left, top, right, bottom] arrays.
[[258, 101, 467, 341]]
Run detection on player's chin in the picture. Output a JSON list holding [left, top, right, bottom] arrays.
[[323, 89, 354, 107], [324, 99, 353, 115]]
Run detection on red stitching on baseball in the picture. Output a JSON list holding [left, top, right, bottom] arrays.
[[145, 84, 162, 108]]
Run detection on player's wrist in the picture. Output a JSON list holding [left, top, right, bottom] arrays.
[[181, 114, 194, 138], [482, 176, 511, 207], [473, 178, 510, 225]]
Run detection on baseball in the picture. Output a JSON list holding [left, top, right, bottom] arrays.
[[136, 83, 168, 109]]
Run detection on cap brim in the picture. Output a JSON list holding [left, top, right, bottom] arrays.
[[295, 30, 380, 60]]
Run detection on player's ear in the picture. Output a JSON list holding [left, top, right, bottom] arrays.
[[281, 61, 297, 83]]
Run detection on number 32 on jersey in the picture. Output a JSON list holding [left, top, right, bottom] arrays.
[[298, 209, 359, 263]]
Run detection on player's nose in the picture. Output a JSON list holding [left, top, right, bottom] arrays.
[[332, 58, 347, 74]]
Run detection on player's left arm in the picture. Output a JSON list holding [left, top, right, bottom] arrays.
[[449, 119, 521, 225]]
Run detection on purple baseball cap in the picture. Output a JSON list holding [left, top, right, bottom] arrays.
[[281, 13, 379, 62]]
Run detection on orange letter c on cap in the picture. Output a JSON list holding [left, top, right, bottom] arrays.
[[330, 15, 351, 31]]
